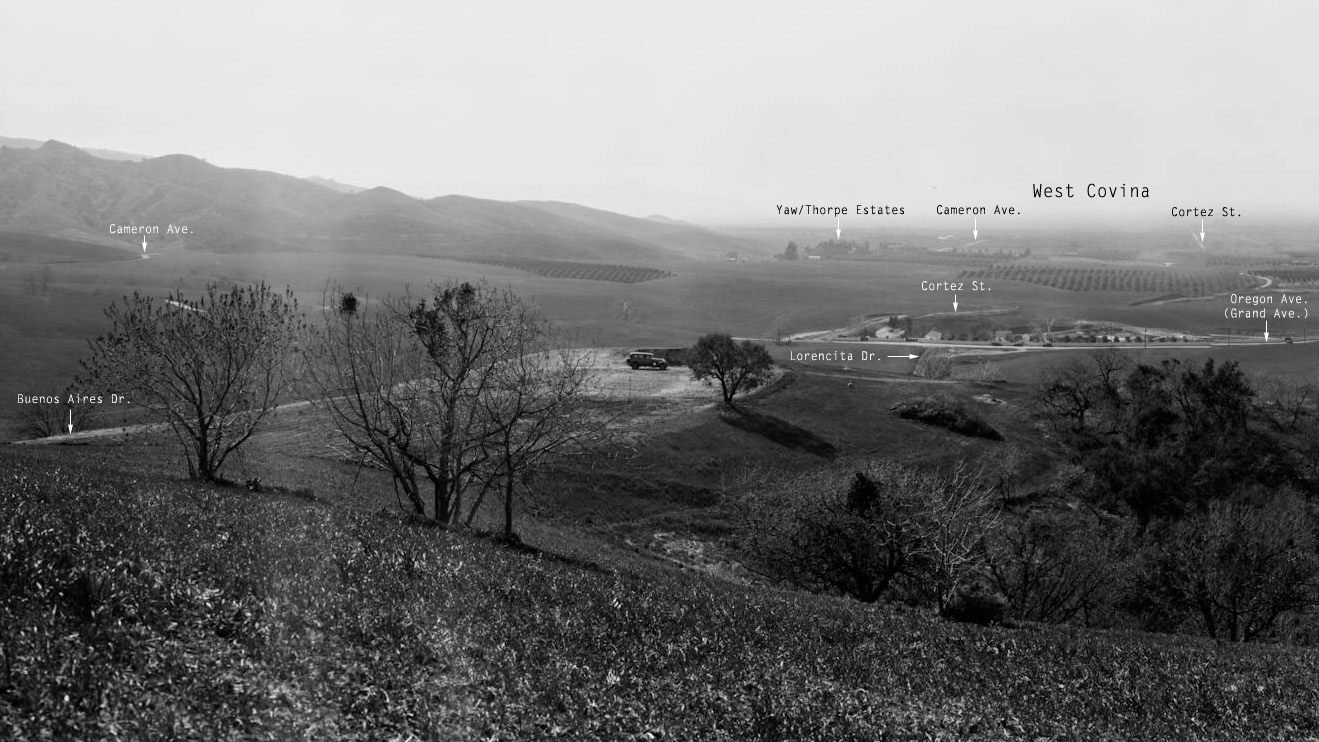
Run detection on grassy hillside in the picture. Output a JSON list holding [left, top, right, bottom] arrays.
[[0, 232, 136, 263], [3, 443, 1318, 740]]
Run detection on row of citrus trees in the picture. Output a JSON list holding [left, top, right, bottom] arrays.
[[451, 256, 675, 283], [959, 264, 1256, 295], [1253, 267, 1319, 288]]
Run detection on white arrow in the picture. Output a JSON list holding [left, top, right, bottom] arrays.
[[972, 218, 979, 241], [953, 294, 959, 312], [142, 235, 148, 253], [887, 354, 920, 359], [1200, 219, 1205, 245], [835, 216, 841, 240], [67, 408, 73, 434], [1264, 320, 1269, 343]]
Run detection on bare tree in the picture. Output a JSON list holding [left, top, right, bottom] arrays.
[[1256, 373, 1318, 432], [987, 510, 1130, 625], [405, 281, 532, 525], [473, 344, 602, 539], [1031, 315, 1057, 344], [1032, 350, 1129, 433], [304, 280, 601, 535], [79, 282, 303, 481], [302, 288, 432, 514], [919, 463, 1000, 616], [16, 385, 95, 439], [1150, 490, 1319, 642], [738, 461, 999, 613], [740, 465, 925, 603]]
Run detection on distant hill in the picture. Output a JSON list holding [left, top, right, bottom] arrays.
[[303, 176, 366, 194], [519, 200, 771, 259], [0, 135, 148, 162], [0, 140, 720, 261], [645, 214, 694, 226]]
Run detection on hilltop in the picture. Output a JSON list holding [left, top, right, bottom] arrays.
[[0, 135, 149, 162]]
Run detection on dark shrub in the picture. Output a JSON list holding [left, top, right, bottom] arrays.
[[338, 291, 358, 314], [942, 579, 1008, 625], [987, 509, 1131, 626], [891, 396, 1003, 440]]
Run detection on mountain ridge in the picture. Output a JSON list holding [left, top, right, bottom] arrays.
[[0, 138, 760, 261], [0, 135, 150, 162]]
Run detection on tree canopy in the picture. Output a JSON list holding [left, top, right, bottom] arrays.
[[1037, 355, 1307, 522], [303, 280, 600, 538], [688, 333, 774, 407]]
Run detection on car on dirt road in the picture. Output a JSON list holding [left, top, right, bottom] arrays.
[[626, 351, 668, 370]]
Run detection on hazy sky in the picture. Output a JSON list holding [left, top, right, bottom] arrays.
[[4, 1, 1316, 226]]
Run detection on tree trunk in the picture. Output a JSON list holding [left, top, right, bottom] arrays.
[[401, 467, 425, 515], [1198, 598, 1218, 640], [433, 477, 449, 526], [195, 434, 212, 481], [719, 377, 734, 407], [503, 476, 516, 539]]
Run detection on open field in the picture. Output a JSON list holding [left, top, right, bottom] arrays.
[[970, 337, 1319, 384], [3, 226, 1319, 437], [0, 231, 137, 263]]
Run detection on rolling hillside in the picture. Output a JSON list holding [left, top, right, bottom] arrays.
[[519, 200, 772, 259], [0, 139, 725, 262]]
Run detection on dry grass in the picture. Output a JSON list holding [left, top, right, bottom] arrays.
[[4, 445, 1319, 740]]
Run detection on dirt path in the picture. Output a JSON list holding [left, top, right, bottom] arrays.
[[11, 399, 319, 446]]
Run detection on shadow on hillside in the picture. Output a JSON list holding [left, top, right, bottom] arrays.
[[719, 408, 837, 458]]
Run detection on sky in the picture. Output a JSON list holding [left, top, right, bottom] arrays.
[[4, 0, 1317, 227]]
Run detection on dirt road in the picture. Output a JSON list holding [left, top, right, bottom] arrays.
[[12, 351, 713, 445]]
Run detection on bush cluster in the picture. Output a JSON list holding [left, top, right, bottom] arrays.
[[891, 395, 1003, 440], [736, 462, 1000, 616]]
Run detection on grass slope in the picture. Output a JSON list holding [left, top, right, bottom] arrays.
[[0, 232, 136, 263], [4, 445, 1319, 740]]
